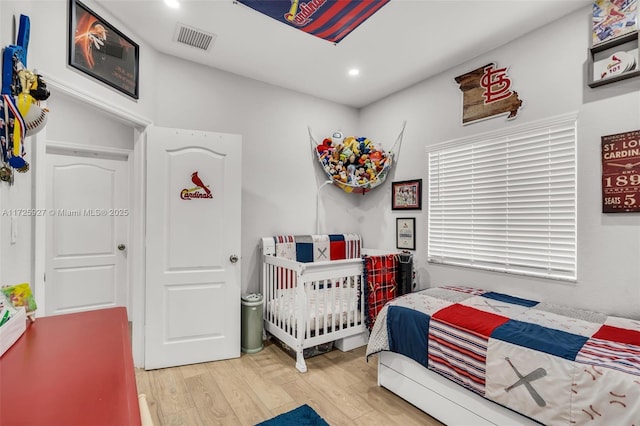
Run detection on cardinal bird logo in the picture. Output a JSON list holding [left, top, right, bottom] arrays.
[[191, 171, 211, 195], [180, 171, 213, 200]]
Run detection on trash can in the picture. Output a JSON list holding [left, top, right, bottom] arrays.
[[241, 293, 264, 353]]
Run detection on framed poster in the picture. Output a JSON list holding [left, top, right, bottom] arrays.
[[601, 129, 640, 213], [392, 179, 422, 210], [68, 0, 139, 99], [396, 218, 415, 250]]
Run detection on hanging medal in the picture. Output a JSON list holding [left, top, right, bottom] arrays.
[[0, 97, 13, 183]]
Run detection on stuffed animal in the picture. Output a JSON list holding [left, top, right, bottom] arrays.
[[317, 138, 332, 154]]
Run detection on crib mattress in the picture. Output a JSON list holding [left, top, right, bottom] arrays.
[[267, 287, 360, 332]]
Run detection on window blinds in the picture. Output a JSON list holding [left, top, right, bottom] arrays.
[[427, 116, 577, 281]]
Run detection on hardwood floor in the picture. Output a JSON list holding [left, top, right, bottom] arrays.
[[135, 341, 444, 425]]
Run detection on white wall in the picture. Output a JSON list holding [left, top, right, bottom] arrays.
[[46, 92, 135, 150], [1, 2, 637, 319], [152, 53, 360, 294], [358, 8, 640, 318], [0, 0, 152, 286], [0, 1, 359, 297]]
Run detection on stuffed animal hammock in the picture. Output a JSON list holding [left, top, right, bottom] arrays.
[[309, 121, 406, 194]]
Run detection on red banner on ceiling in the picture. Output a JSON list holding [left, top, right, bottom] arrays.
[[237, 0, 390, 43]]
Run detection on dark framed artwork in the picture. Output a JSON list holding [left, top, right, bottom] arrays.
[[392, 179, 422, 210], [68, 0, 139, 99], [396, 217, 416, 250], [601, 129, 640, 213]]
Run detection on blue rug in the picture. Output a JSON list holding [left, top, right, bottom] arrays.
[[256, 404, 329, 425]]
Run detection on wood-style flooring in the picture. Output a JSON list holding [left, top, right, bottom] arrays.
[[135, 341, 444, 425]]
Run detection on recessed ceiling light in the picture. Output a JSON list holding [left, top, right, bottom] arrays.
[[348, 68, 360, 77], [165, 0, 180, 8]]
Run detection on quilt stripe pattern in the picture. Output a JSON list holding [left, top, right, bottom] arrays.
[[366, 286, 640, 425]]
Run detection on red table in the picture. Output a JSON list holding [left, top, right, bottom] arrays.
[[0, 307, 141, 426]]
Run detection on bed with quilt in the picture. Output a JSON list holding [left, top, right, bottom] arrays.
[[366, 285, 640, 425]]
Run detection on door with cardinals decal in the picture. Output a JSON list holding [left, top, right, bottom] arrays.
[[145, 126, 242, 369]]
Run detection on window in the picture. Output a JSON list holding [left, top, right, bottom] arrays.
[[427, 114, 577, 281]]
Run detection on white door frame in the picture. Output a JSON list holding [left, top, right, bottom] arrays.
[[34, 76, 152, 367]]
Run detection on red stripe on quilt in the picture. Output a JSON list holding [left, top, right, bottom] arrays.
[[576, 338, 640, 376], [593, 325, 640, 346], [429, 333, 487, 363], [428, 353, 486, 386], [432, 304, 509, 338]]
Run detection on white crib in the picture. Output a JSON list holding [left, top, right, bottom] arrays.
[[261, 236, 368, 373]]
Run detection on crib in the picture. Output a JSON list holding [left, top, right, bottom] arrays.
[[261, 234, 370, 373]]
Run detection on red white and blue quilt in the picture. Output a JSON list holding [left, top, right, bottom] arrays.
[[237, 0, 390, 43], [366, 286, 640, 425]]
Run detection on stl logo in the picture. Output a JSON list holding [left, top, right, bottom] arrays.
[[180, 171, 213, 200], [455, 62, 523, 125]]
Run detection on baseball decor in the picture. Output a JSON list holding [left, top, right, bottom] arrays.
[[455, 62, 523, 125], [0, 13, 51, 178], [601, 129, 640, 213], [17, 93, 48, 136]]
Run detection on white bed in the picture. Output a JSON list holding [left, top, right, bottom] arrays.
[[368, 286, 640, 426]]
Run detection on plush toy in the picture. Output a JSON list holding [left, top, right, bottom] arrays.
[[316, 137, 332, 154]]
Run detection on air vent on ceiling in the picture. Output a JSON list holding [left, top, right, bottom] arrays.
[[174, 23, 216, 51]]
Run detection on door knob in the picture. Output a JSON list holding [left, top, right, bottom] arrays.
[[229, 254, 238, 263], [118, 244, 126, 251]]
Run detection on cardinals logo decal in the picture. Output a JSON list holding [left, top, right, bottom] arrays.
[[180, 171, 213, 200]]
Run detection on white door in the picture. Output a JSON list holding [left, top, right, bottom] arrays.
[[45, 152, 129, 316], [144, 127, 242, 370]]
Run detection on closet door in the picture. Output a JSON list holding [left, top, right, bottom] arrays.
[[145, 126, 242, 369]]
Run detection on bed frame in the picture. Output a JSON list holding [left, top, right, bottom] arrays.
[[378, 351, 541, 426], [262, 253, 366, 373]]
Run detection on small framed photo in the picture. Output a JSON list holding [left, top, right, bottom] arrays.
[[396, 218, 416, 250], [68, 0, 140, 99], [392, 179, 422, 210]]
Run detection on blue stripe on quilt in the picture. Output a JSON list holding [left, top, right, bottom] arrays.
[[482, 292, 539, 307], [491, 319, 588, 360], [387, 305, 430, 367]]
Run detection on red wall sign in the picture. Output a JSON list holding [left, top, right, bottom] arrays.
[[601, 129, 640, 213]]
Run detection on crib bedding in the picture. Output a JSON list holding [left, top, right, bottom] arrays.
[[268, 286, 359, 331], [273, 233, 361, 262], [366, 286, 640, 425]]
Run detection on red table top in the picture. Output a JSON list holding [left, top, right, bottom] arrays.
[[0, 307, 141, 426]]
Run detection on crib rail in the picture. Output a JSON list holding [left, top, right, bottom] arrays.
[[262, 254, 366, 372]]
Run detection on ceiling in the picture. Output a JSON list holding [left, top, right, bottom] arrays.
[[95, 0, 592, 108]]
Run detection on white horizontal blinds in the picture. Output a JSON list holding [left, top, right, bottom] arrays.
[[428, 118, 577, 281]]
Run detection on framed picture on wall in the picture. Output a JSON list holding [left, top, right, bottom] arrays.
[[601, 129, 640, 213], [396, 218, 416, 250], [392, 179, 422, 210], [68, 0, 139, 99]]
